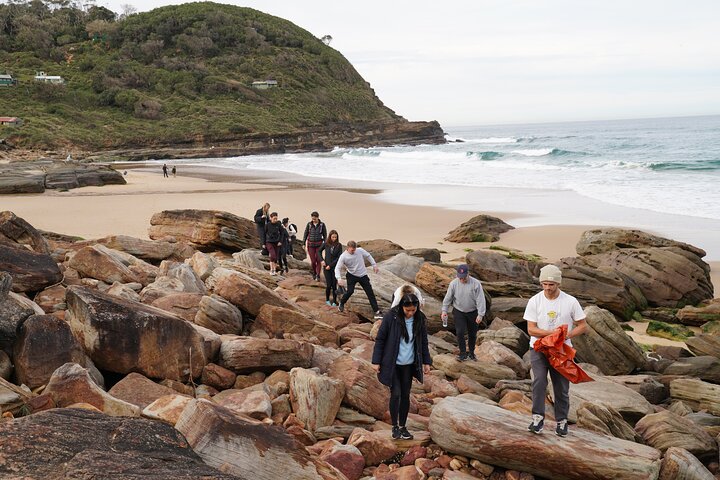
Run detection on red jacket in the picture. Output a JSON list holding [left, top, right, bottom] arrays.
[[533, 325, 593, 384]]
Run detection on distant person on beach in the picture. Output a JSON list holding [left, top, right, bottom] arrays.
[[441, 264, 487, 362], [277, 219, 291, 274], [391, 284, 425, 308], [171, 165, 176, 177], [318, 229, 343, 306], [264, 212, 284, 275], [302, 211, 327, 280], [335, 240, 382, 318], [254, 203, 270, 253], [282, 217, 298, 256], [525, 265, 587, 438], [162, 164, 169, 178], [372, 292, 431, 440]]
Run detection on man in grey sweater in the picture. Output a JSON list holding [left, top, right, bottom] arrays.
[[335, 240, 381, 318], [441, 264, 487, 361]]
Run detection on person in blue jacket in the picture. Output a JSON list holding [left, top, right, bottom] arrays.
[[371, 293, 432, 440]]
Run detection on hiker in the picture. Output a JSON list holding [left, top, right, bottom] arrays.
[[334, 240, 382, 319], [441, 264, 487, 362], [171, 165, 176, 177], [525, 264, 588, 437], [264, 212, 284, 275], [282, 217, 298, 256], [372, 293, 431, 440], [318, 229, 342, 306], [302, 211, 327, 280], [254, 203, 270, 253], [277, 219, 291, 274], [162, 164, 169, 178], [391, 284, 425, 308]]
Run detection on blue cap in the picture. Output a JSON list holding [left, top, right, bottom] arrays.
[[456, 264, 469, 278]]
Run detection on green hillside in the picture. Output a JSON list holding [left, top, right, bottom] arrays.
[[0, 1, 401, 150]]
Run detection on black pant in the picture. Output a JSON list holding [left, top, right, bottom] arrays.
[[278, 249, 288, 271], [323, 267, 337, 303], [256, 224, 266, 249], [454, 308, 479, 356], [341, 272, 379, 312], [389, 364, 414, 427]]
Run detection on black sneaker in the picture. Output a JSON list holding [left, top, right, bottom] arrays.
[[556, 419, 568, 437], [456, 353, 467, 362], [468, 353, 477, 361], [398, 426, 413, 440], [528, 414, 544, 434], [374, 310, 383, 319], [391, 425, 401, 439], [338, 302, 345, 313]]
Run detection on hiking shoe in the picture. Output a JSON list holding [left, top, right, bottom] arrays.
[[331, 302, 338, 307], [456, 353, 467, 362], [338, 302, 345, 313], [326, 300, 332, 306], [468, 353, 477, 361], [391, 425, 401, 440], [374, 310, 383, 319], [398, 426, 413, 440], [556, 419, 568, 437], [528, 414, 544, 434]]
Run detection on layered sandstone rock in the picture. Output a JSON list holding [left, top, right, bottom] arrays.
[[220, 336, 314, 374], [445, 214, 514, 243], [289, 367, 345, 431], [149, 209, 258, 251]]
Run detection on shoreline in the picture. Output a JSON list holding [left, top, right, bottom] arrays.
[[2, 165, 718, 294]]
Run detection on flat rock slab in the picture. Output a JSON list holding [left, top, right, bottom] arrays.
[[429, 396, 662, 480], [0, 242, 62, 293], [0, 408, 234, 479], [149, 209, 257, 252]]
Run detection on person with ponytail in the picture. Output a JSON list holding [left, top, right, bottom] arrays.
[[371, 293, 432, 440]]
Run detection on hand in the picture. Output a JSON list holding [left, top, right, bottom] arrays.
[[277, 242, 282, 246], [476, 316, 483, 325], [372, 364, 380, 373], [373, 265, 379, 274], [423, 364, 431, 375], [441, 312, 448, 321], [325, 266, 330, 270], [338, 279, 346, 287]]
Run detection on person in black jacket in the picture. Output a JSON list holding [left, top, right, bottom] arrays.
[[264, 212, 284, 275], [302, 211, 327, 280], [318, 229, 342, 306], [254, 203, 270, 252], [371, 293, 432, 441], [277, 222, 291, 274]]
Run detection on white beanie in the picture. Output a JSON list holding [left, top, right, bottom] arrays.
[[539, 264, 562, 284]]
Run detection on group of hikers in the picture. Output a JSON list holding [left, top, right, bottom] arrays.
[[253, 204, 588, 442]]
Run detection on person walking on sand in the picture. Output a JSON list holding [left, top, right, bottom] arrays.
[[171, 165, 176, 177], [318, 229, 343, 306], [302, 211, 327, 281], [254, 203, 270, 253], [372, 293, 432, 440], [335, 240, 382, 318], [525, 264, 587, 437], [162, 164, 169, 178], [441, 264, 486, 362], [264, 212, 284, 275]]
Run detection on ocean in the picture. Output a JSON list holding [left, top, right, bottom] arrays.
[[171, 114, 720, 257]]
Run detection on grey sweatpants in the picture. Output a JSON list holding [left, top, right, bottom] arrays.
[[530, 349, 570, 421]]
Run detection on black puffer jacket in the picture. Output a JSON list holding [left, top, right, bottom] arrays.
[[318, 242, 343, 269], [265, 221, 283, 243]]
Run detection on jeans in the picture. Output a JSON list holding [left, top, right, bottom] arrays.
[[530, 349, 570, 420], [389, 364, 414, 427], [453, 308, 479, 356], [341, 272, 379, 312]]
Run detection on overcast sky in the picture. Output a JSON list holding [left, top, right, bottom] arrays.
[[99, 0, 720, 126]]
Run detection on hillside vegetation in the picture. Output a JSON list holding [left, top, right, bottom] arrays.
[[0, 1, 401, 150]]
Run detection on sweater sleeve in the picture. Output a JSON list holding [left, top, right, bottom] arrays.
[[317, 242, 326, 261], [442, 280, 455, 313], [420, 319, 432, 365], [334, 253, 345, 280], [475, 280, 487, 317], [362, 248, 376, 266]]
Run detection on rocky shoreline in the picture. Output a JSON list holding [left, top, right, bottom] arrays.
[[1, 208, 719, 479]]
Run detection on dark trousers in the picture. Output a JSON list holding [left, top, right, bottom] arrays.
[[389, 364, 414, 427], [341, 272, 379, 312], [530, 349, 570, 421], [307, 245, 321, 276], [256, 224, 266, 249], [278, 248, 288, 271], [454, 308, 479, 356], [323, 267, 337, 303]]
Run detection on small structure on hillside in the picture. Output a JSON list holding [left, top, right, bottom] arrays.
[[34, 72, 65, 84], [0, 74, 18, 86], [0, 117, 23, 126], [251, 79, 278, 90]]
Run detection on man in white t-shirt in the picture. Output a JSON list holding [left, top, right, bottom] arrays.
[[524, 264, 587, 438]]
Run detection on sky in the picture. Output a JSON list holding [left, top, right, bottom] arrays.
[[98, 0, 720, 127]]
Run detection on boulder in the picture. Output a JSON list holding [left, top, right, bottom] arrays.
[[65, 286, 213, 381], [231, 249, 266, 270], [559, 256, 647, 320], [326, 353, 390, 419], [659, 446, 715, 480], [34, 284, 67, 313], [0, 287, 45, 355], [635, 410, 716, 458], [466, 249, 534, 283], [670, 378, 720, 415], [207, 267, 299, 316], [0, 242, 62, 293], [151, 292, 204, 321], [105, 281, 141, 302], [69, 244, 158, 286], [474, 340, 528, 379], [187, 251, 219, 281], [0, 350, 11, 380], [477, 326, 529, 357], [0, 408, 235, 479], [220, 336, 313, 374], [347, 427, 398, 466], [213, 389, 273, 420], [357, 239, 404, 262], [482, 281, 540, 298], [108, 372, 187, 409], [378, 253, 425, 283], [487, 297, 527, 325], [0, 210, 50, 254], [685, 334, 720, 358], [202, 363, 237, 391], [45, 363, 140, 417], [429, 396, 662, 480], [157, 260, 207, 293], [149, 209, 258, 252], [142, 393, 194, 426], [576, 402, 643, 443], [319, 443, 365, 480], [572, 306, 647, 375], [576, 228, 706, 257], [558, 375, 654, 424], [13, 314, 98, 389], [444, 214, 514, 243], [255, 304, 340, 346], [606, 375, 668, 405], [414, 262, 456, 299], [677, 300, 720, 327], [97, 235, 195, 263], [433, 353, 517, 388], [194, 294, 243, 335], [289, 367, 345, 431], [664, 356, 720, 384], [175, 398, 345, 479]]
